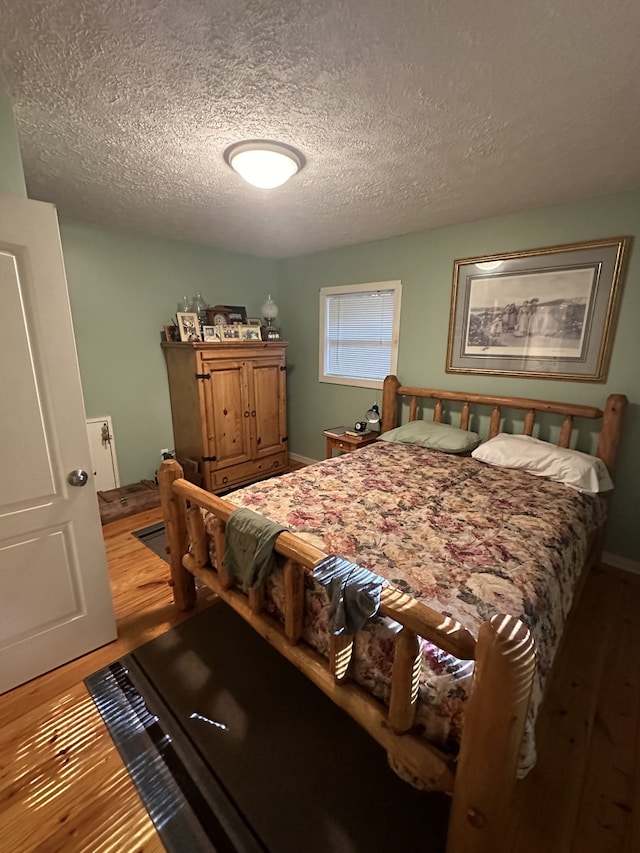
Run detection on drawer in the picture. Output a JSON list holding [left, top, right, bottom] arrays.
[[210, 452, 288, 490]]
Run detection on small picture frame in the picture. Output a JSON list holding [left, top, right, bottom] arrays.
[[246, 317, 262, 326], [176, 312, 202, 342], [225, 305, 248, 324], [202, 324, 221, 342], [239, 324, 262, 341], [163, 324, 180, 342], [220, 324, 241, 340], [262, 326, 281, 341]]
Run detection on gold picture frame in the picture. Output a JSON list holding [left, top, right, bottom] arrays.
[[176, 312, 201, 342], [239, 324, 262, 341], [201, 325, 221, 342], [220, 324, 241, 340], [446, 237, 630, 382]]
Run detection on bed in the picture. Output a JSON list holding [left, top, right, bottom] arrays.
[[158, 375, 627, 852]]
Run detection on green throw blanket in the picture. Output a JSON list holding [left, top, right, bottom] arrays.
[[223, 507, 288, 591]]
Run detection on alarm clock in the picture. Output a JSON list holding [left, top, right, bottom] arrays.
[[353, 421, 367, 432]]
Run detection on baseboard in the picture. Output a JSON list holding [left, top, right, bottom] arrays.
[[602, 551, 640, 575], [288, 452, 319, 467]]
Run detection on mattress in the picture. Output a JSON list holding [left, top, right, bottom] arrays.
[[204, 441, 606, 773]]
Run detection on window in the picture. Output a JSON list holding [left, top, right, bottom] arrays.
[[319, 281, 402, 388]]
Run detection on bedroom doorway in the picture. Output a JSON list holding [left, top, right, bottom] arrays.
[[0, 195, 116, 694]]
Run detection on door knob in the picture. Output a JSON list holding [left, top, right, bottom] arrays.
[[67, 469, 89, 487]]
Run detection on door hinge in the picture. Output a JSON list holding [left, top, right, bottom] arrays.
[[279, 365, 287, 371], [202, 455, 217, 462], [281, 436, 288, 442], [196, 372, 211, 380]]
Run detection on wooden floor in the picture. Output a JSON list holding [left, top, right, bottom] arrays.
[[0, 508, 637, 852]]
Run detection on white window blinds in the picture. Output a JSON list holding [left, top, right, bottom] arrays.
[[319, 281, 401, 388]]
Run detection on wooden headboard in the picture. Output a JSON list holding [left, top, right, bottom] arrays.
[[380, 375, 628, 474]]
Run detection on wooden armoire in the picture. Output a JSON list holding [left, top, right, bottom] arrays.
[[161, 341, 288, 493]]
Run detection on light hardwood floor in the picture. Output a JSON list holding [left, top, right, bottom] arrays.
[[0, 508, 215, 853], [0, 507, 637, 852]]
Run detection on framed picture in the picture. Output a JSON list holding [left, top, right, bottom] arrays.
[[246, 317, 262, 326], [224, 305, 248, 324], [239, 324, 262, 341], [262, 326, 281, 340], [220, 324, 241, 340], [176, 312, 202, 342], [201, 324, 221, 342], [163, 324, 179, 342], [446, 237, 629, 381]]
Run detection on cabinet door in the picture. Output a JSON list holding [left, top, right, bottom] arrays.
[[202, 357, 252, 469], [249, 355, 287, 459]]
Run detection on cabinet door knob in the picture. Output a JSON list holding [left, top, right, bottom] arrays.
[[251, 410, 256, 417], [244, 411, 250, 417]]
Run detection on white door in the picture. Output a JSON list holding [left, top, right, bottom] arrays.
[[86, 417, 119, 492], [0, 195, 116, 694]]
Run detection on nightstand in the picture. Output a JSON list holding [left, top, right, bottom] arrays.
[[323, 429, 378, 458]]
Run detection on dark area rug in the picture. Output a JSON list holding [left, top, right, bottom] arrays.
[[85, 601, 449, 852], [132, 521, 169, 563]]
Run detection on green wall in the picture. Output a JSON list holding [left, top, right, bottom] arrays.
[[0, 92, 27, 197], [59, 219, 279, 484], [280, 191, 640, 561], [0, 91, 278, 495], [2, 88, 636, 559]]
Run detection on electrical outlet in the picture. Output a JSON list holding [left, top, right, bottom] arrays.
[[160, 448, 169, 460]]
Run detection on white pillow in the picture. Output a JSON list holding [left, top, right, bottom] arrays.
[[471, 433, 613, 494]]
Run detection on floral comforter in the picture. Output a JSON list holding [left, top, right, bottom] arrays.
[[203, 441, 606, 773]]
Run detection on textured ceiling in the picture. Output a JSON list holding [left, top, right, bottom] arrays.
[[1, 0, 639, 258]]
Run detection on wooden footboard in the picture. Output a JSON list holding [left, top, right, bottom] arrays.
[[158, 459, 536, 853]]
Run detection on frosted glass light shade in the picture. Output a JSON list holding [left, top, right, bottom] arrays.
[[261, 294, 279, 324], [225, 141, 303, 189]]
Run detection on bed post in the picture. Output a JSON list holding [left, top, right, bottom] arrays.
[[381, 374, 400, 432], [596, 393, 628, 474], [158, 459, 196, 611], [446, 614, 535, 853]]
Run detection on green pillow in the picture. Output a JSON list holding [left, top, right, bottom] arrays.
[[379, 420, 481, 454]]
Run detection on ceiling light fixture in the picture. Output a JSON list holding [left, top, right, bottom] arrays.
[[224, 140, 304, 189]]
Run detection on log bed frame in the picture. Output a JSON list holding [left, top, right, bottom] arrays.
[[158, 376, 627, 853]]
